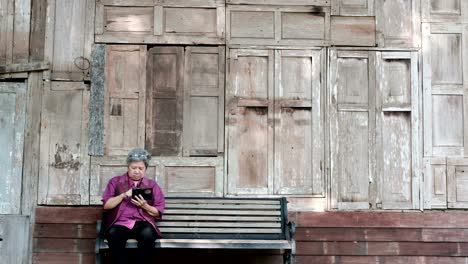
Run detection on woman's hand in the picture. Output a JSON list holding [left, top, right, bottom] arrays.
[[103, 188, 132, 210], [132, 195, 160, 217]]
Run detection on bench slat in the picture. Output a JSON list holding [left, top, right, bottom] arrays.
[[165, 199, 280, 205], [161, 215, 282, 222], [166, 204, 280, 210], [100, 239, 292, 250], [164, 209, 281, 216], [158, 222, 281, 228], [159, 227, 282, 233]]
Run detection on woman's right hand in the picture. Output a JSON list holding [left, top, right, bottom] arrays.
[[124, 188, 132, 198]]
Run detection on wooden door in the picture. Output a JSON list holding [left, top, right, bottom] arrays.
[[423, 157, 447, 209], [227, 49, 274, 195], [105, 45, 146, 156], [376, 52, 420, 209], [38, 82, 90, 205], [330, 49, 376, 210], [274, 49, 324, 196], [423, 24, 468, 157], [0, 82, 26, 214], [183, 46, 225, 157], [0, 215, 29, 264]]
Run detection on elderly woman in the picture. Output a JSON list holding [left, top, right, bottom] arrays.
[[102, 148, 165, 263]]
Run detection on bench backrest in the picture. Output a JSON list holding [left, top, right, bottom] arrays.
[[159, 197, 289, 240]]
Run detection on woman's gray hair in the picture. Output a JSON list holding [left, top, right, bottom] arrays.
[[126, 148, 151, 168]]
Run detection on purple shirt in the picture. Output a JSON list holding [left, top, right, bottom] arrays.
[[102, 173, 165, 237]]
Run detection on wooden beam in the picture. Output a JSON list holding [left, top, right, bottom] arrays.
[[0, 62, 49, 74]]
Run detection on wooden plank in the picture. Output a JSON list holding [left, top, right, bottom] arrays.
[[422, 229, 468, 242], [34, 224, 96, 239], [422, 0, 468, 23], [33, 238, 95, 253], [12, 0, 31, 64], [88, 44, 106, 156], [146, 46, 183, 156], [21, 73, 43, 215], [33, 253, 94, 264], [227, 0, 330, 4], [295, 227, 422, 242], [163, 215, 281, 222], [0, 62, 49, 73], [164, 209, 281, 216], [30, 0, 47, 61], [0, 215, 30, 264], [0, 82, 26, 214], [35, 207, 102, 224], [298, 256, 468, 264], [423, 157, 447, 209], [158, 222, 281, 228], [447, 158, 468, 208], [105, 45, 146, 156], [295, 212, 468, 228]]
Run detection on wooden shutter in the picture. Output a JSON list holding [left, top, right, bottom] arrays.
[[423, 24, 468, 157], [330, 49, 376, 210], [423, 157, 447, 209], [105, 45, 146, 156], [422, 0, 468, 23], [447, 158, 468, 208], [44, 0, 94, 80], [331, 0, 374, 16], [146, 47, 184, 156], [0, 82, 26, 214], [375, 0, 420, 48], [183, 46, 225, 157], [274, 49, 324, 196], [0, 0, 31, 79], [227, 49, 274, 195], [38, 81, 90, 205], [376, 52, 420, 209]]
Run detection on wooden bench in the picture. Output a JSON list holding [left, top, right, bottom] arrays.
[[95, 197, 296, 263]]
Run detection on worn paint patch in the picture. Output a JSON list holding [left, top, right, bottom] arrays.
[[51, 144, 81, 170]]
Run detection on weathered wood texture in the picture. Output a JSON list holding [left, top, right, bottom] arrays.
[[423, 23, 468, 157], [89, 44, 106, 156], [0, 215, 30, 264], [330, 49, 419, 210], [0, 0, 31, 79], [375, 0, 420, 48], [44, 0, 94, 80], [227, 48, 324, 196], [38, 81, 90, 205], [447, 158, 468, 208], [227, 5, 331, 46], [423, 157, 447, 209], [105, 45, 146, 156], [422, 0, 468, 23], [331, 0, 374, 16], [89, 156, 223, 204], [29, 0, 47, 61], [0, 82, 26, 214], [95, 0, 225, 44]]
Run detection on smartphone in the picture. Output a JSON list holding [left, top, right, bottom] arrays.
[[132, 188, 153, 200]]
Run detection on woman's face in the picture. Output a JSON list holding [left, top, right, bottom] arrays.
[[127, 161, 146, 181]]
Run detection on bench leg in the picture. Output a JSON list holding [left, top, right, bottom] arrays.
[[284, 249, 295, 264]]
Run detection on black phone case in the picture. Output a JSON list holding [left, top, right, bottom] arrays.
[[132, 188, 153, 200]]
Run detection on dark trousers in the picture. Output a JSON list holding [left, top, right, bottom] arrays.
[[106, 221, 157, 264]]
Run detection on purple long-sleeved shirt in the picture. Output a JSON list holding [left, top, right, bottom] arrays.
[[102, 173, 165, 237]]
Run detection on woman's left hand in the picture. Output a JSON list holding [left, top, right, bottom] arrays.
[[131, 195, 148, 209]]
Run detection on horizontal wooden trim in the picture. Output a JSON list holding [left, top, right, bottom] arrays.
[[163, 215, 282, 221], [0, 62, 49, 74], [164, 209, 281, 216], [34, 224, 96, 239], [297, 256, 468, 264], [227, 0, 331, 5], [296, 241, 468, 256], [33, 253, 94, 264], [35, 207, 102, 224], [237, 98, 269, 107], [33, 238, 95, 253], [295, 212, 468, 228]]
